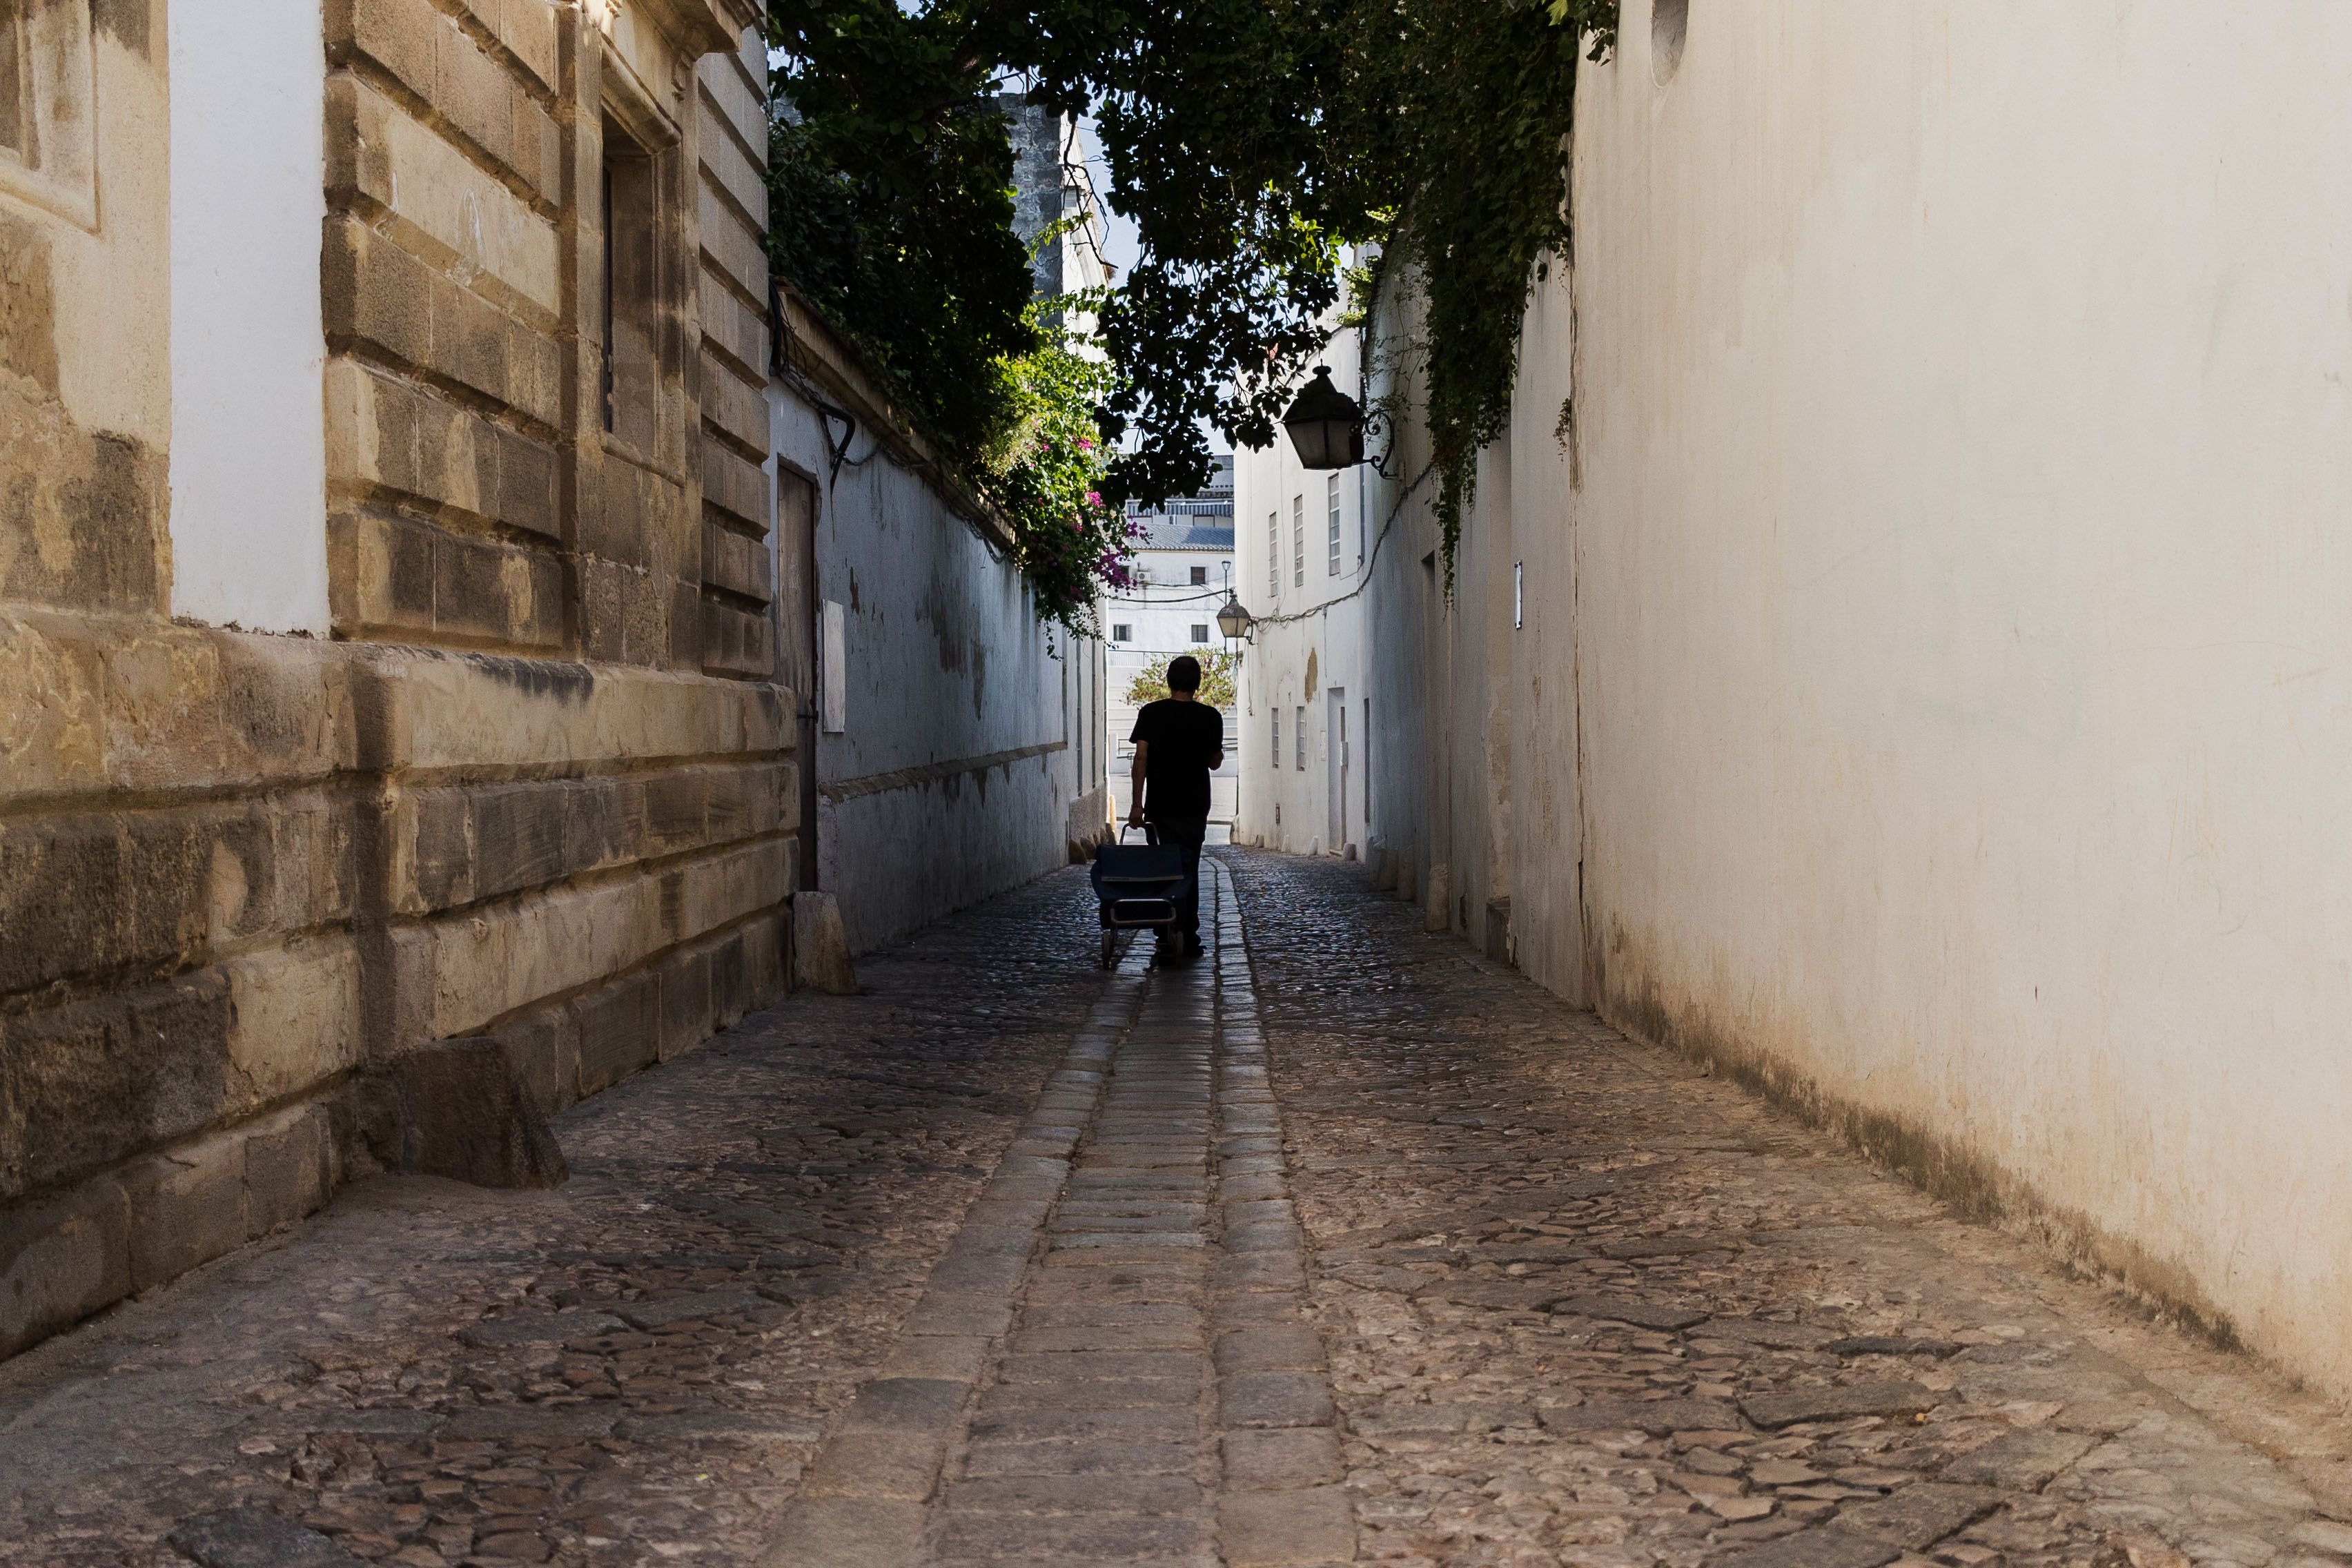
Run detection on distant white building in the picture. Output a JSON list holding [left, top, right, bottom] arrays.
[[1232, 329, 1372, 861], [1104, 455, 1237, 827]]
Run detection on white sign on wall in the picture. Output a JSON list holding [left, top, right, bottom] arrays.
[[821, 599, 846, 734]]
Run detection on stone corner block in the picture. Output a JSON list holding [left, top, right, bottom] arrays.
[[0, 1177, 132, 1358], [387, 1037, 569, 1190], [121, 1133, 249, 1293], [1219, 1484, 1355, 1567]]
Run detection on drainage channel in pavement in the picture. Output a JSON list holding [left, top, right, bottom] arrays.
[[768, 859, 1354, 1567]]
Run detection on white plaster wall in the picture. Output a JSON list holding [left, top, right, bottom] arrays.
[[166, 0, 329, 634], [1561, 0, 2352, 1393], [769, 381, 1102, 954]]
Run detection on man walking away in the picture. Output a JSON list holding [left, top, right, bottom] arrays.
[[1127, 654, 1224, 964]]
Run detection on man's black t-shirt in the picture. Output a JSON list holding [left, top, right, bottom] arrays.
[[1130, 698, 1224, 822]]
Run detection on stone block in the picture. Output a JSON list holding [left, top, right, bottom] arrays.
[[121, 1131, 249, 1291], [223, 939, 363, 1113], [1219, 1485, 1354, 1567], [793, 891, 857, 994], [0, 1177, 130, 1358], [386, 1037, 567, 1189], [762, 1496, 925, 1568], [0, 389, 166, 617], [0, 609, 108, 797], [1939, 1426, 2097, 1489], [168, 1505, 370, 1567], [0, 811, 207, 994], [324, 217, 432, 369], [1739, 1381, 1938, 1431], [1832, 1482, 2003, 1551], [1716, 1530, 1900, 1568], [242, 1103, 336, 1237], [496, 1008, 580, 1117], [1220, 1371, 1335, 1429], [702, 594, 774, 678], [1, 970, 234, 1200], [658, 943, 714, 1061], [574, 970, 660, 1095], [1223, 1427, 1343, 1489]]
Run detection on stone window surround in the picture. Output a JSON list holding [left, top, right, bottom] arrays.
[[594, 44, 689, 479], [0, 0, 97, 231]]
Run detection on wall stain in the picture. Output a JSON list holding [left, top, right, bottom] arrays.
[[0, 212, 61, 395], [1598, 918, 2252, 1362]]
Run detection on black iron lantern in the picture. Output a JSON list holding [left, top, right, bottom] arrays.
[[1217, 592, 1254, 643], [1281, 364, 1366, 470]]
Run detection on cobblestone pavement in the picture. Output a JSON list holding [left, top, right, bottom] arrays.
[[0, 872, 1110, 1567], [1226, 851, 2352, 1568], [5, 853, 2352, 1568]]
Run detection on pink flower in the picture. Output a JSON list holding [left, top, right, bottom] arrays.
[[1077, 437, 1095, 451], [1085, 491, 1103, 507]]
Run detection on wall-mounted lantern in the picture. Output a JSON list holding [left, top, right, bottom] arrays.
[[1281, 365, 1366, 470]]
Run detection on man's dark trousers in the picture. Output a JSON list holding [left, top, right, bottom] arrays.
[[1150, 816, 1208, 948]]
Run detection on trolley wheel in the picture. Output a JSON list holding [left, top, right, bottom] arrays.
[[1100, 931, 1118, 970]]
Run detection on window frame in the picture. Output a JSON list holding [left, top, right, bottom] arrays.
[[1326, 474, 1342, 576]]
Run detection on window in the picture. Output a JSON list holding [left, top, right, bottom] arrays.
[[1189, 565, 1207, 586], [0, 0, 96, 228], [1291, 496, 1304, 588], [1190, 624, 1209, 644], [1652, 0, 1689, 83], [0, 4, 24, 161], [1111, 623, 1132, 643], [1326, 474, 1342, 576], [1295, 706, 1306, 770], [600, 119, 660, 450], [1267, 512, 1279, 599], [1271, 706, 1280, 769]]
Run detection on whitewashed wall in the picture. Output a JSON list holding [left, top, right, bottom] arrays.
[[1439, 0, 2352, 1396], [768, 381, 1108, 954]]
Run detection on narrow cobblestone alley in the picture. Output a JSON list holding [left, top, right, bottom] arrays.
[[3, 854, 2351, 1568]]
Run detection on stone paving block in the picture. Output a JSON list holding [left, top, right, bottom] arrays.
[[968, 1405, 1199, 1444], [961, 1438, 1200, 1478], [1537, 1397, 1740, 1437], [1023, 1301, 1204, 1330], [619, 1410, 827, 1442], [1223, 1425, 1344, 1489], [1740, 1380, 1939, 1430], [1226, 1221, 1306, 1253], [1214, 1253, 1307, 1291], [763, 1496, 926, 1568], [883, 1333, 992, 1381], [946, 1473, 1204, 1515], [933, 1511, 1213, 1560], [1011, 1320, 1204, 1353], [801, 1425, 954, 1500], [1052, 1229, 1210, 1249], [999, 1349, 1204, 1382], [1219, 1484, 1355, 1566], [1941, 1426, 2099, 1489], [614, 1288, 772, 1329], [984, 1374, 1203, 1411], [1832, 1482, 2003, 1549], [440, 1406, 618, 1440], [842, 1376, 969, 1431], [1215, 1324, 1324, 1373], [461, 1309, 625, 1345], [1547, 1293, 1712, 1331], [903, 1296, 1016, 1337], [1222, 1371, 1337, 1427], [1698, 1316, 1841, 1351], [168, 1507, 369, 1567], [1715, 1528, 1902, 1568]]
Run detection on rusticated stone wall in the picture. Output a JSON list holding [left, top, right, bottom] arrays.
[[1, 0, 783, 1362]]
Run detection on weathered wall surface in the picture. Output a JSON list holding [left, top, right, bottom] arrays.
[[770, 302, 1108, 959], [1369, 0, 2352, 1398], [1, 0, 787, 1363]]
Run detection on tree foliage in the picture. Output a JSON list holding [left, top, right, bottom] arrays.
[[1124, 649, 1239, 712], [765, 0, 1620, 601]]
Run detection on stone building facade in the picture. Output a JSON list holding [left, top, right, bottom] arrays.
[[1, 0, 785, 1360]]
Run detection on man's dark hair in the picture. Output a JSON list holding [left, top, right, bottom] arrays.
[[1167, 655, 1202, 694]]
